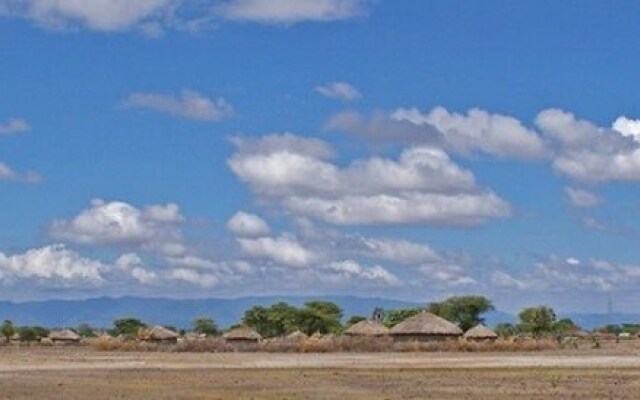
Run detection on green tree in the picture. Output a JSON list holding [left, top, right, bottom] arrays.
[[77, 323, 97, 338], [427, 295, 495, 331], [242, 302, 299, 338], [1, 320, 15, 343], [193, 318, 219, 336], [297, 301, 343, 335], [494, 322, 518, 338], [384, 308, 422, 328], [16, 326, 49, 342], [598, 324, 622, 335], [552, 318, 579, 335], [518, 306, 556, 337], [303, 301, 343, 320], [621, 324, 640, 335], [111, 318, 147, 338]]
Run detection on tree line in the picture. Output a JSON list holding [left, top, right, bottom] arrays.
[[2, 295, 631, 342]]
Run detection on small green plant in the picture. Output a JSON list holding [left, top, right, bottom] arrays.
[[548, 372, 561, 389]]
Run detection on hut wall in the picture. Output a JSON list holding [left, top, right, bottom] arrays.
[[392, 335, 458, 343], [465, 337, 496, 343], [226, 338, 259, 351]]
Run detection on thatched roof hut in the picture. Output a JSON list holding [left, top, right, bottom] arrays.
[[344, 320, 389, 337], [463, 324, 498, 341], [390, 311, 462, 342], [48, 329, 81, 343], [223, 326, 262, 342], [139, 326, 179, 343]]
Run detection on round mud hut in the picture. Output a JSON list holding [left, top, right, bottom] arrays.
[[139, 326, 179, 344], [224, 326, 262, 350], [463, 324, 498, 342], [344, 320, 390, 337], [47, 329, 81, 345], [389, 311, 463, 342]]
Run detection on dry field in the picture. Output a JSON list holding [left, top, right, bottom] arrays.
[[1, 345, 640, 399]]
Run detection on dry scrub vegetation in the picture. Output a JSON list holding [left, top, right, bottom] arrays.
[[91, 335, 559, 353]]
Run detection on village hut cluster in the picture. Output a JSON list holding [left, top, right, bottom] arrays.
[[4, 311, 503, 350]]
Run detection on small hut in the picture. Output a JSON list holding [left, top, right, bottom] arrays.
[[139, 326, 179, 343], [344, 320, 389, 337], [389, 311, 462, 342], [223, 326, 262, 349], [48, 329, 81, 345], [463, 324, 498, 342]]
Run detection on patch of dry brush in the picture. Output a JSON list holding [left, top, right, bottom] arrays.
[[91, 335, 558, 353]]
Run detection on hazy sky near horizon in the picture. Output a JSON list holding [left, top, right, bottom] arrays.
[[1, 0, 640, 312]]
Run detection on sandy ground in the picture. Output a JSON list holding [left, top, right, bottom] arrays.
[[2, 346, 640, 371], [1, 346, 640, 399]]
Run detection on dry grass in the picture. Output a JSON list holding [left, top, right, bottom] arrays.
[[90, 335, 559, 353]]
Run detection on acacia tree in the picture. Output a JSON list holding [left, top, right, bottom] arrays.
[[242, 302, 299, 338], [384, 308, 422, 328], [1, 320, 14, 343], [193, 318, 219, 336], [552, 318, 579, 335], [111, 318, 147, 338], [518, 306, 556, 337], [494, 323, 518, 338], [428, 295, 494, 331], [297, 301, 343, 335]]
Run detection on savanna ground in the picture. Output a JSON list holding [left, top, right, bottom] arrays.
[[1, 344, 640, 399]]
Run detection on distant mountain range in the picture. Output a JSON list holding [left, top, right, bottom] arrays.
[[0, 296, 635, 330]]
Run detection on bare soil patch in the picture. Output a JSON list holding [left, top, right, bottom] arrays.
[[1, 346, 640, 399]]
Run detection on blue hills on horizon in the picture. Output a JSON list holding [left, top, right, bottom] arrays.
[[0, 296, 635, 331]]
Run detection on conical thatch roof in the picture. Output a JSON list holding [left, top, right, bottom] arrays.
[[141, 325, 179, 341], [463, 324, 497, 339], [344, 320, 390, 336], [223, 326, 262, 341], [390, 312, 463, 336], [286, 330, 308, 341], [49, 329, 81, 341]]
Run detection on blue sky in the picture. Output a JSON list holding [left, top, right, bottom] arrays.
[[1, 0, 640, 313]]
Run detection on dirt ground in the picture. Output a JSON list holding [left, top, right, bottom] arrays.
[[1, 346, 640, 399]]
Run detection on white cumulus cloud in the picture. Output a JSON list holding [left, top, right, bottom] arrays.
[[0, 244, 105, 285], [315, 81, 361, 101], [393, 107, 547, 159], [0, 0, 177, 32], [170, 268, 219, 288], [238, 235, 317, 268], [536, 109, 640, 183], [49, 199, 186, 256], [323, 260, 400, 286], [227, 211, 270, 237], [214, 0, 368, 24], [229, 133, 510, 226], [564, 186, 601, 208], [612, 116, 640, 142], [0, 118, 29, 135], [0, 161, 41, 184], [328, 107, 547, 159], [122, 90, 233, 122]]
